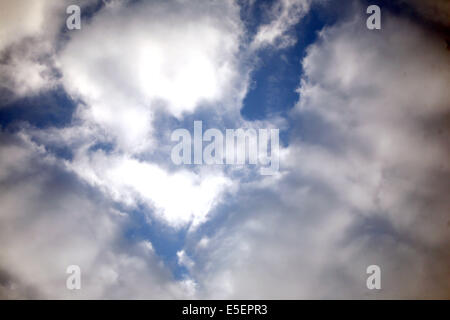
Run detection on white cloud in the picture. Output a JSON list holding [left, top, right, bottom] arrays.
[[46, 0, 254, 230], [0, 0, 96, 99], [197, 237, 210, 249], [177, 250, 195, 269], [58, 0, 244, 152], [0, 133, 192, 299], [0, 0, 50, 51], [67, 149, 233, 228], [296, 15, 450, 240], [188, 8, 450, 299], [251, 0, 312, 49]]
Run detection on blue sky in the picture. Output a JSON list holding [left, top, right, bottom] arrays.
[[0, 0, 449, 299]]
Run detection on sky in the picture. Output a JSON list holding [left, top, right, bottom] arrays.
[[0, 0, 449, 299]]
